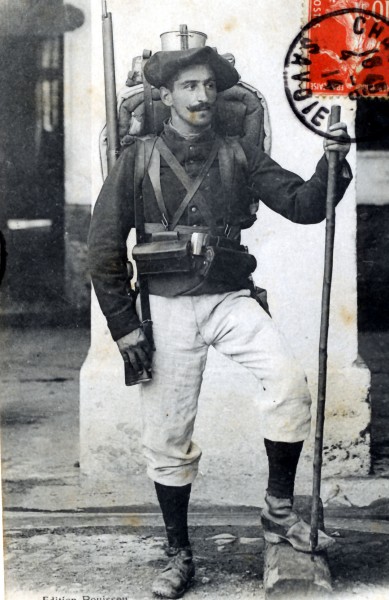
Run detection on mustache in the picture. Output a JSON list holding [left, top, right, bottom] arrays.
[[187, 103, 212, 112]]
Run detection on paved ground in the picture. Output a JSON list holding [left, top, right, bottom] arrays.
[[3, 514, 389, 600], [1, 325, 389, 599]]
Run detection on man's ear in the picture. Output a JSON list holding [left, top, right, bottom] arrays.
[[159, 86, 173, 107]]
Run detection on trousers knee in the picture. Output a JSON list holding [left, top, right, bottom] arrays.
[[266, 354, 308, 390], [142, 438, 202, 487]]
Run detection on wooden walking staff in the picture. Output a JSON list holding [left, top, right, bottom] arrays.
[[310, 104, 342, 551]]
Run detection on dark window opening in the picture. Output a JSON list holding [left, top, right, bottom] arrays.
[[356, 98, 389, 151], [0, 34, 65, 313]]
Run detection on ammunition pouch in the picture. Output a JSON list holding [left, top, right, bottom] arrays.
[[199, 245, 257, 287], [132, 231, 257, 285], [132, 239, 194, 275]]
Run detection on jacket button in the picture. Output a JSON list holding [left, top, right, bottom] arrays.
[[191, 206, 197, 212]]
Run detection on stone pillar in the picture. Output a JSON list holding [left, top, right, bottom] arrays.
[[79, 0, 370, 507]]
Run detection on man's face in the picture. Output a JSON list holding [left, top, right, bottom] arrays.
[[160, 64, 217, 135]]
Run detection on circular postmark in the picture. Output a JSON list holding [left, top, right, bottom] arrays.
[[284, 8, 389, 142]]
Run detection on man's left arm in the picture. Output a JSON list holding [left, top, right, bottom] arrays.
[[245, 123, 352, 225]]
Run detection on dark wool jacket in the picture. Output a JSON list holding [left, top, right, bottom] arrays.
[[88, 122, 352, 341]]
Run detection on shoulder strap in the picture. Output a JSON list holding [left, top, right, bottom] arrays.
[[217, 139, 236, 232], [147, 145, 169, 228], [218, 138, 248, 179], [155, 137, 221, 231], [134, 138, 155, 328], [230, 139, 259, 217], [218, 139, 251, 237], [134, 140, 146, 237], [230, 139, 249, 173], [218, 139, 235, 199], [134, 137, 158, 236]]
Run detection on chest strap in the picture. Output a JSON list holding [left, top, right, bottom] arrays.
[[147, 136, 222, 231]]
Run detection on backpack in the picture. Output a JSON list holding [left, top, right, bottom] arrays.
[[99, 49, 272, 181]]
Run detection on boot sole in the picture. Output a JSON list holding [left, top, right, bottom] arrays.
[[262, 517, 335, 553], [152, 576, 194, 599], [263, 529, 318, 553]]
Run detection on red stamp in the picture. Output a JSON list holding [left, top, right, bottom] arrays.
[[306, 1, 389, 97], [284, 5, 389, 141]]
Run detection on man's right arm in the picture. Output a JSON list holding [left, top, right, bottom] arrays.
[[88, 143, 141, 341]]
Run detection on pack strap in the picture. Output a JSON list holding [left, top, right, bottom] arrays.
[[134, 138, 158, 327], [155, 136, 222, 231], [147, 146, 169, 228], [218, 139, 250, 238], [230, 139, 249, 173], [218, 141, 235, 231], [134, 140, 146, 237], [134, 137, 158, 234]]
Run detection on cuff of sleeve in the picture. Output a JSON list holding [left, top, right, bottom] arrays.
[[316, 155, 353, 209], [339, 159, 352, 180], [315, 154, 330, 181], [319, 154, 353, 181], [108, 310, 141, 341]]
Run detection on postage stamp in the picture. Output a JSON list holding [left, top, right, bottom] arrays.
[[285, 4, 389, 140]]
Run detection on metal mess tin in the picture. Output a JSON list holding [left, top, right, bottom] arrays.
[[160, 26, 207, 51]]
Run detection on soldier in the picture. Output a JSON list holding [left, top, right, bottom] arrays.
[[88, 44, 351, 599]]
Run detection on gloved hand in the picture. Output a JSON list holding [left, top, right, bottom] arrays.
[[324, 122, 351, 162], [116, 327, 153, 375]]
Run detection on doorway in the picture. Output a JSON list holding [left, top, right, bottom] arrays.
[[0, 35, 65, 315]]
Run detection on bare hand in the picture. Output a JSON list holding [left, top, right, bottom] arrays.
[[116, 328, 153, 375], [324, 122, 351, 162]]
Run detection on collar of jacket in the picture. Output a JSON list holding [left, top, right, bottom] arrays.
[[161, 121, 218, 165], [162, 120, 217, 144]]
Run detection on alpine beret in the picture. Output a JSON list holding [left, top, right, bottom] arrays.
[[143, 46, 239, 91]]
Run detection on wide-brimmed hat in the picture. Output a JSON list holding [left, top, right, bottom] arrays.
[[143, 46, 239, 91]]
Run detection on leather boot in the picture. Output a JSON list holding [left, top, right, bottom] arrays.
[[261, 493, 335, 553], [152, 546, 195, 599], [153, 483, 194, 598]]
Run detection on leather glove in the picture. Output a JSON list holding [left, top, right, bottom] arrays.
[[116, 327, 153, 375]]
